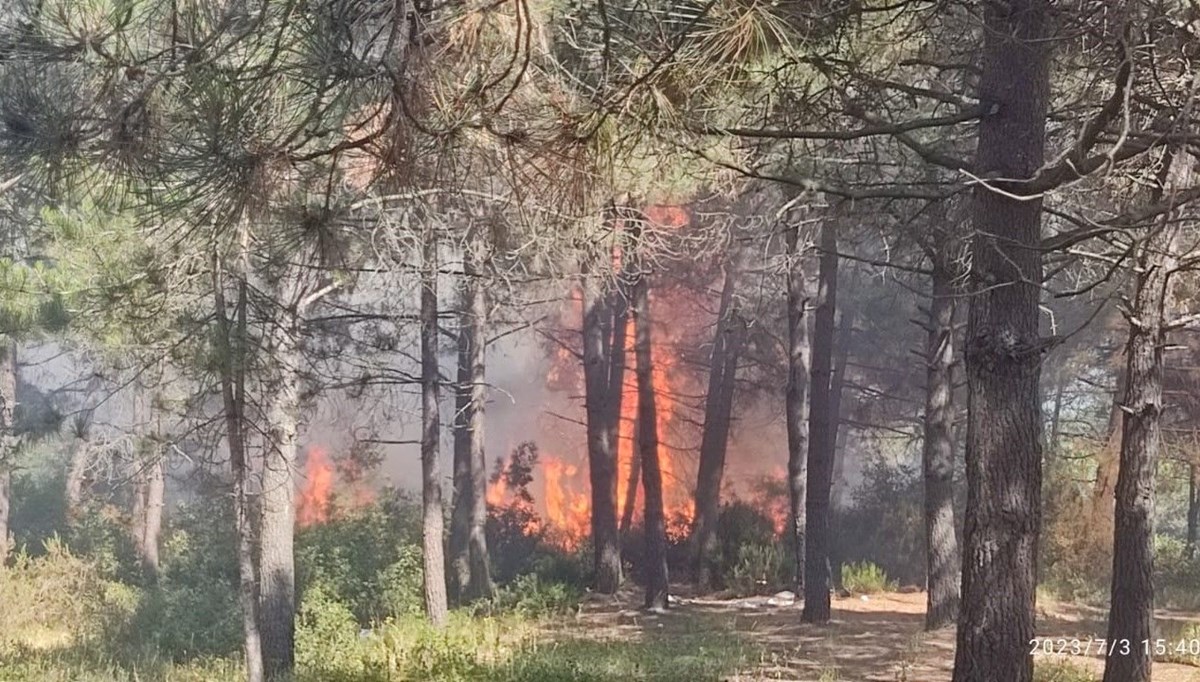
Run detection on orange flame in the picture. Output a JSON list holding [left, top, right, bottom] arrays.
[[297, 446, 334, 527]]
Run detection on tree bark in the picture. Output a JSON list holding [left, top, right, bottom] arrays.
[[64, 424, 91, 521], [923, 264, 960, 631], [1188, 462, 1199, 560], [827, 306, 851, 515], [463, 234, 494, 601], [420, 229, 449, 626], [633, 269, 669, 611], [259, 317, 301, 679], [1102, 148, 1190, 682], [953, 3, 1050, 680], [449, 321, 473, 602], [0, 340, 14, 563], [212, 256, 264, 682], [785, 220, 811, 594], [142, 448, 164, 578], [691, 255, 745, 588], [802, 219, 838, 624], [583, 263, 622, 594], [619, 426, 640, 534]]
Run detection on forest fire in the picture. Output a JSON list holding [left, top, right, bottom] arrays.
[[297, 446, 334, 526], [295, 445, 375, 527]]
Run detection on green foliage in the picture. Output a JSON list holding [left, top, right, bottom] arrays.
[[729, 543, 785, 597], [840, 562, 895, 595], [296, 491, 423, 624], [833, 456, 926, 586], [1152, 535, 1200, 610], [482, 574, 582, 617], [1032, 660, 1097, 682], [296, 584, 368, 681], [0, 539, 138, 656]]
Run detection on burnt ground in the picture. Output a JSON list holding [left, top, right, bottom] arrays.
[[570, 588, 1200, 681]]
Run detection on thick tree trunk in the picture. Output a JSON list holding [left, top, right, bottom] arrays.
[[259, 321, 301, 679], [1102, 149, 1190, 682], [802, 220, 838, 624], [785, 221, 811, 594], [1188, 463, 1200, 559], [952, 3, 1050, 680], [633, 271, 669, 611], [213, 259, 264, 682], [923, 265, 960, 631], [691, 257, 744, 587], [142, 450, 164, 578], [583, 266, 622, 594], [420, 230, 449, 626]]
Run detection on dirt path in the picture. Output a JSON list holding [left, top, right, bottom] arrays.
[[574, 589, 1200, 681]]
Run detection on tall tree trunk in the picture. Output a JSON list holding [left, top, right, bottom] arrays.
[[259, 317, 301, 679], [420, 229, 449, 626], [923, 264, 960, 630], [463, 236, 494, 601], [448, 324, 473, 602], [212, 256, 264, 682], [131, 454, 148, 564], [953, 2, 1050, 680], [691, 257, 745, 587], [785, 220, 811, 594], [1047, 372, 1065, 461], [583, 265, 622, 594], [633, 270, 669, 611], [1102, 148, 1190, 682], [0, 340, 15, 563], [619, 426, 640, 534], [802, 220, 838, 624], [1188, 462, 1200, 559]]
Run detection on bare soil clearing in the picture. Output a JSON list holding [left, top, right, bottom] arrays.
[[572, 589, 1200, 681]]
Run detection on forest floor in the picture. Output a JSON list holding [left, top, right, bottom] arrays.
[[573, 587, 1200, 681]]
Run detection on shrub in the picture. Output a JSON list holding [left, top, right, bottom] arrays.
[[728, 544, 785, 596], [376, 544, 425, 619], [482, 573, 581, 617], [841, 561, 895, 595], [296, 584, 369, 681], [0, 538, 139, 655], [1033, 660, 1096, 682], [833, 457, 926, 587], [1153, 535, 1200, 609]]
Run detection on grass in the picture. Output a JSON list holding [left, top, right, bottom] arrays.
[[0, 612, 758, 682], [1033, 659, 1097, 682]]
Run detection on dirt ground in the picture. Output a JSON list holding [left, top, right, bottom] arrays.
[[575, 588, 1200, 681]]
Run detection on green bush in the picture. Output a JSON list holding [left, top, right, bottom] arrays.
[[482, 573, 581, 617], [0, 538, 139, 655], [1033, 660, 1096, 682], [833, 457, 926, 587], [376, 544, 425, 618], [296, 584, 370, 681], [841, 561, 895, 595], [729, 543, 785, 596]]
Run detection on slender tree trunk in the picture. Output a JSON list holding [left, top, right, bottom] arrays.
[[1102, 148, 1190, 682], [259, 318, 301, 679], [0, 340, 14, 563], [953, 3, 1050, 680], [131, 455, 148, 563], [923, 265, 960, 631], [802, 220, 838, 624], [420, 230, 449, 625], [449, 323, 473, 602], [633, 270, 669, 611], [1188, 462, 1200, 560], [463, 236, 494, 601], [785, 220, 811, 594], [691, 258, 745, 587], [828, 317, 851, 513], [1047, 372, 1065, 462], [213, 256, 264, 682], [619, 427, 640, 534], [583, 265, 622, 594]]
